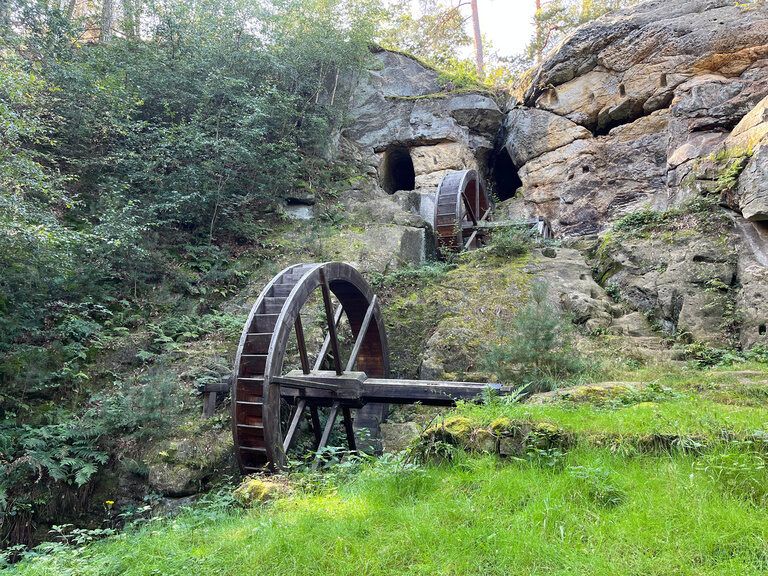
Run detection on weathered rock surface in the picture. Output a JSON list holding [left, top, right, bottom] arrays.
[[336, 2, 768, 349], [726, 94, 768, 150], [380, 422, 421, 453], [146, 429, 235, 497], [596, 229, 739, 345], [524, 0, 768, 134], [505, 0, 768, 238], [738, 145, 768, 221], [504, 107, 591, 167], [345, 49, 502, 156]]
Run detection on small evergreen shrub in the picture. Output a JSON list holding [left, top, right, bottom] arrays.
[[484, 281, 588, 393]]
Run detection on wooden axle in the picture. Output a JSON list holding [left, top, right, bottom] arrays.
[[276, 369, 504, 407]]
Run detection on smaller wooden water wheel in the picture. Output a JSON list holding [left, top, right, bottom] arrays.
[[433, 169, 491, 252]]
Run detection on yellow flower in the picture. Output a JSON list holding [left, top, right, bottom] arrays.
[[105, 500, 114, 505]]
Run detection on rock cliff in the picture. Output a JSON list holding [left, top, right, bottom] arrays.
[[338, 0, 768, 356]]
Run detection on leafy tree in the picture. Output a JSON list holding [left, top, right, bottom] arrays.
[[528, 0, 641, 64]]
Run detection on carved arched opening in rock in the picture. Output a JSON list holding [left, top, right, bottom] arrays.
[[760, 324, 766, 336], [380, 147, 415, 194], [490, 149, 522, 202]]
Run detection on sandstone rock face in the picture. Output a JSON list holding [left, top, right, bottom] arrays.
[[524, 0, 768, 133], [506, 0, 768, 237], [596, 230, 739, 345], [337, 3, 768, 349], [739, 145, 768, 221], [504, 107, 591, 167], [345, 49, 502, 157], [726, 94, 768, 150]]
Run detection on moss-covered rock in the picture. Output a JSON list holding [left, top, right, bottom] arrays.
[[233, 477, 290, 507], [145, 428, 235, 497]]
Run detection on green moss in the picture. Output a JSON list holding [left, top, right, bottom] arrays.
[[489, 417, 514, 434], [233, 477, 289, 507], [382, 255, 532, 378]]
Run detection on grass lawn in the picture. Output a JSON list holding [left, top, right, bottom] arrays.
[[8, 366, 768, 576]]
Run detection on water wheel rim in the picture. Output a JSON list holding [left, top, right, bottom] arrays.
[[433, 169, 490, 252], [232, 262, 389, 472]]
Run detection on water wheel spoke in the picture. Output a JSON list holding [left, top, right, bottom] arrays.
[[312, 402, 340, 471], [464, 207, 493, 250], [282, 398, 307, 452], [345, 294, 377, 372], [319, 268, 343, 375], [342, 407, 356, 451], [313, 303, 344, 372], [294, 315, 310, 374], [309, 405, 322, 448], [461, 191, 478, 226]]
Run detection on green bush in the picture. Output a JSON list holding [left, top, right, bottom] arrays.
[[485, 226, 534, 258], [484, 281, 588, 393]]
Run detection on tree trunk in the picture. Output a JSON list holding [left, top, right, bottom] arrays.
[[470, 0, 484, 77], [100, 0, 114, 42], [535, 0, 543, 64], [0, 0, 10, 29], [121, 0, 141, 39]]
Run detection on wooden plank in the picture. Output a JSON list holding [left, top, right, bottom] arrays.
[[244, 332, 271, 353], [345, 295, 376, 372], [294, 315, 310, 374], [319, 268, 343, 375], [282, 398, 306, 452], [312, 402, 340, 472], [342, 407, 356, 451], [313, 304, 343, 372]]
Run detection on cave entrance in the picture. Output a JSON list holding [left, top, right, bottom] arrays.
[[489, 149, 521, 202], [380, 147, 415, 194]]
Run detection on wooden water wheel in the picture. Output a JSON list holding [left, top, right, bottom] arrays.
[[233, 262, 509, 474], [433, 169, 491, 252], [232, 262, 390, 472]]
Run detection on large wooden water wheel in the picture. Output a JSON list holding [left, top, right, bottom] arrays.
[[233, 262, 509, 474], [433, 169, 491, 252], [232, 262, 390, 472]]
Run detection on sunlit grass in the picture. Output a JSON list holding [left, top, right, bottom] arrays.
[[9, 365, 768, 575], [10, 445, 768, 576]]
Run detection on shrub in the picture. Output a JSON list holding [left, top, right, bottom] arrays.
[[484, 281, 588, 393], [485, 226, 534, 258]]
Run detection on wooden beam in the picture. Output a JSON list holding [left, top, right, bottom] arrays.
[[461, 190, 478, 226], [313, 304, 344, 372], [282, 398, 306, 452], [312, 402, 340, 471], [361, 378, 502, 405], [202, 391, 216, 418], [319, 269, 343, 375], [309, 405, 322, 447], [345, 295, 376, 372], [342, 407, 356, 451], [294, 315, 310, 374], [272, 376, 340, 391]]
